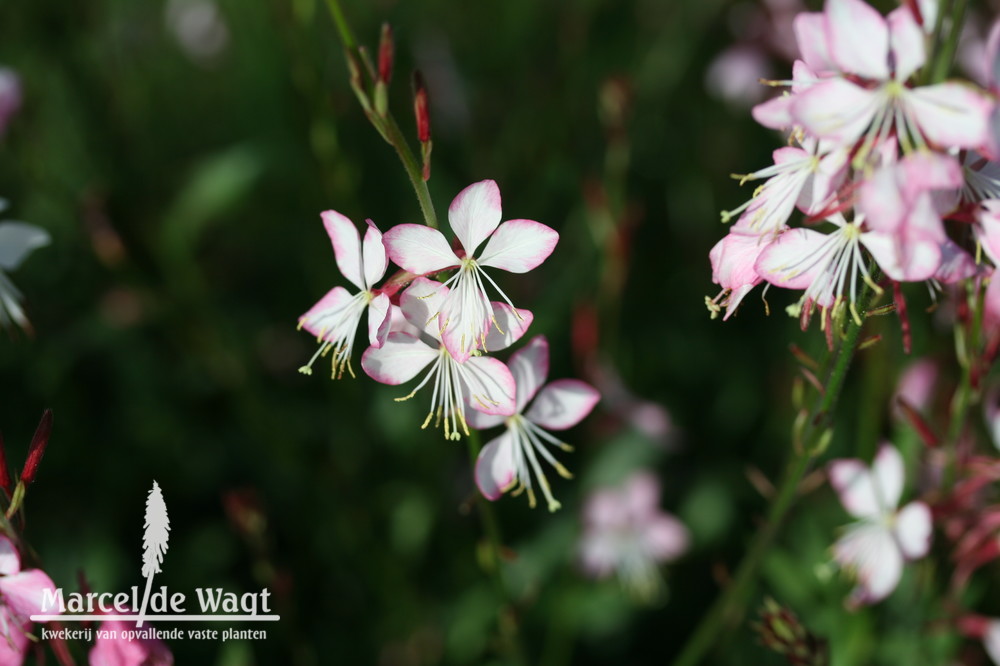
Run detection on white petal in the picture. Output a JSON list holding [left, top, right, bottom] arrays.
[[483, 303, 533, 353], [367, 292, 391, 347], [477, 219, 559, 273], [0, 535, 20, 575], [0, 222, 50, 271], [506, 335, 549, 413], [887, 6, 925, 82], [399, 277, 448, 337], [833, 522, 903, 604], [826, 0, 890, 80], [894, 501, 932, 560], [360, 332, 437, 385], [829, 445, 904, 519], [791, 79, 883, 147], [383, 224, 460, 275], [474, 431, 518, 500], [448, 180, 503, 256], [321, 210, 364, 290], [525, 379, 600, 431], [463, 356, 516, 416], [904, 83, 994, 149], [362, 220, 388, 288]]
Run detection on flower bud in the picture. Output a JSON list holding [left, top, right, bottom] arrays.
[[20, 409, 52, 486], [378, 23, 394, 86], [753, 598, 828, 665], [412, 71, 431, 143]]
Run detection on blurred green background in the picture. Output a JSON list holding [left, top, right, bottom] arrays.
[[0, 0, 978, 663]]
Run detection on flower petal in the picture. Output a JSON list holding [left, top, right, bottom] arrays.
[[644, 514, 690, 562], [449, 180, 502, 255], [0, 222, 50, 272], [321, 210, 364, 290], [791, 78, 882, 146], [862, 228, 941, 282], [794, 13, 835, 74], [360, 332, 437, 385], [526, 379, 600, 431], [474, 431, 517, 500], [399, 277, 448, 337], [826, 0, 890, 80], [0, 568, 57, 623], [904, 82, 994, 149], [981, 201, 1000, 265], [367, 292, 391, 347], [828, 444, 904, 519], [887, 6, 925, 82], [0, 535, 20, 575], [477, 219, 559, 273], [754, 227, 831, 290], [833, 522, 902, 605], [507, 335, 549, 412], [894, 501, 932, 560], [465, 408, 505, 431], [299, 286, 355, 338], [463, 356, 516, 416], [483, 303, 533, 353], [362, 220, 388, 289], [383, 224, 460, 275]]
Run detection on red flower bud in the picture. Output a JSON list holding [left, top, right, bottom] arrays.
[[378, 23, 394, 86], [413, 71, 431, 143], [0, 431, 10, 495], [20, 409, 52, 486]]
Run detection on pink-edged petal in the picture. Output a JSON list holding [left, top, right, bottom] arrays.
[[321, 210, 364, 291], [793, 13, 835, 74], [862, 229, 941, 282], [933, 240, 978, 284], [903, 83, 994, 149], [801, 147, 849, 214], [525, 379, 600, 431], [979, 200, 1000, 265], [0, 536, 20, 576], [360, 332, 437, 385], [299, 286, 354, 338], [507, 335, 549, 412], [367, 293, 391, 347], [399, 277, 448, 336], [386, 304, 423, 338], [792, 78, 882, 146], [383, 224, 460, 275], [754, 227, 830, 290], [887, 6, 925, 82], [465, 408, 505, 431], [0, 607, 29, 664], [644, 514, 690, 562], [463, 355, 516, 416], [483, 304, 533, 353], [710, 227, 770, 292], [477, 219, 559, 273], [362, 220, 388, 288], [448, 180, 502, 255], [0, 568, 56, 622], [752, 94, 794, 130], [833, 522, 903, 605], [894, 501, 932, 560], [989, 18, 1000, 87], [826, 0, 890, 80], [829, 445, 904, 519], [438, 284, 491, 363], [474, 431, 517, 500], [858, 165, 907, 233]]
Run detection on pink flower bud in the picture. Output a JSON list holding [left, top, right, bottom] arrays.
[[20, 410, 52, 486], [412, 71, 431, 143]]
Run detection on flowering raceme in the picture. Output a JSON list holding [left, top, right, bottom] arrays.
[[707, 0, 999, 330]]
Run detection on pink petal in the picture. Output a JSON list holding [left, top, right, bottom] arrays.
[[386, 304, 422, 338], [833, 522, 902, 605], [904, 82, 994, 149], [321, 210, 364, 291], [383, 224, 460, 275], [754, 227, 830, 290], [483, 304, 533, 353], [862, 228, 941, 282], [525, 379, 600, 430], [644, 514, 690, 562], [752, 94, 794, 130], [399, 277, 448, 337], [0, 607, 29, 664], [463, 356, 517, 416], [360, 332, 437, 385], [448, 180, 502, 255], [792, 78, 882, 146], [989, 18, 1000, 87], [623, 471, 661, 518], [887, 6, 925, 81], [362, 220, 388, 288], [299, 286, 354, 338], [474, 432, 517, 500], [477, 219, 559, 273], [933, 240, 978, 284], [793, 13, 835, 74], [825, 0, 890, 80], [710, 227, 770, 292], [979, 200, 1000, 265], [507, 335, 549, 413], [0, 536, 19, 576], [0, 568, 56, 623], [367, 293, 391, 347], [894, 501, 932, 559]]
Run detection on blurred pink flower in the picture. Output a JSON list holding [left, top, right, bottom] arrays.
[[893, 358, 938, 416], [0, 69, 20, 136], [470, 336, 599, 512], [89, 618, 173, 666], [298, 212, 391, 379], [828, 444, 931, 606], [362, 277, 529, 439], [0, 535, 56, 665], [383, 180, 558, 363], [705, 45, 773, 107], [579, 472, 688, 598]]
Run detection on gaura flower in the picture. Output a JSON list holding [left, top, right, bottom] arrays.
[[470, 336, 599, 512], [578, 472, 689, 599], [0, 535, 57, 665], [361, 277, 529, 440], [828, 444, 932, 606], [0, 206, 50, 332], [90, 618, 173, 666], [298, 211, 391, 379], [382, 180, 558, 363]]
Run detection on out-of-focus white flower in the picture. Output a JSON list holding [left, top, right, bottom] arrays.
[[165, 0, 229, 65], [0, 200, 49, 331]]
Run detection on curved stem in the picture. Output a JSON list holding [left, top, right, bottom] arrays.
[[672, 285, 878, 666]]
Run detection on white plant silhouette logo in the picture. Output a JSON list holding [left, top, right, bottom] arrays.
[[136, 480, 170, 627]]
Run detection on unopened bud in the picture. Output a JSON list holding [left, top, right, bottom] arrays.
[[378, 23, 394, 86], [21, 409, 52, 486], [753, 598, 828, 665], [412, 71, 431, 143]]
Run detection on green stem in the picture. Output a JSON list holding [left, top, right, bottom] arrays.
[[928, 0, 967, 84], [321, 0, 439, 229], [466, 431, 528, 666], [672, 286, 877, 666], [944, 280, 985, 486]]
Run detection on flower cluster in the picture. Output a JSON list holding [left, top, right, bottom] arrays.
[[299, 180, 599, 509], [708, 0, 999, 331]]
